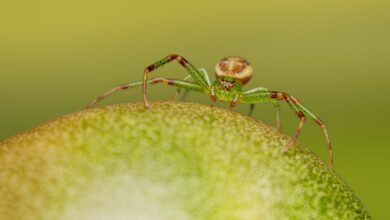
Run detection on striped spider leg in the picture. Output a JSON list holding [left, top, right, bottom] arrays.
[[143, 54, 210, 108], [239, 89, 333, 167], [86, 78, 204, 109], [86, 53, 211, 109]]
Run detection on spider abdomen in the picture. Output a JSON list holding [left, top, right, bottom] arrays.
[[215, 56, 253, 86]]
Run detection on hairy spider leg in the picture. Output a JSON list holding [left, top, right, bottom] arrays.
[[86, 78, 204, 109], [173, 68, 211, 100], [239, 90, 333, 168], [294, 101, 334, 167], [244, 88, 282, 130], [143, 54, 209, 108]]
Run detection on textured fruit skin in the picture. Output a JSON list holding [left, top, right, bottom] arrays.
[[0, 101, 370, 220]]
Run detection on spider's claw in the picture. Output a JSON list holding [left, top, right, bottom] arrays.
[[143, 95, 150, 109], [85, 96, 103, 109], [283, 140, 295, 153], [143, 101, 150, 109], [87, 100, 99, 109]]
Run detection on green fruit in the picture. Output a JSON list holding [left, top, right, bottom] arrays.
[[0, 101, 370, 220]]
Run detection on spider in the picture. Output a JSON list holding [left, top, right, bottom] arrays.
[[86, 54, 333, 168]]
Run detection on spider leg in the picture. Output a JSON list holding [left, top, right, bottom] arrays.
[[272, 101, 281, 130], [230, 94, 239, 108], [197, 68, 211, 85], [173, 75, 192, 100], [293, 98, 333, 167], [173, 68, 211, 100], [143, 54, 210, 108], [239, 90, 333, 168], [86, 78, 204, 109], [244, 87, 281, 131]]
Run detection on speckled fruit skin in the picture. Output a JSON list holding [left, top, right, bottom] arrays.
[[0, 101, 370, 220]]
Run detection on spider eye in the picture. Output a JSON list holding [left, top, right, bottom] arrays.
[[215, 56, 253, 85]]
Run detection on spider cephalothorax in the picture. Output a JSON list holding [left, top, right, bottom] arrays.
[[212, 76, 243, 102], [215, 56, 253, 85], [87, 54, 334, 168], [215, 76, 242, 92]]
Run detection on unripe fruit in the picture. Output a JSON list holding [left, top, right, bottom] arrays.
[[0, 101, 370, 219]]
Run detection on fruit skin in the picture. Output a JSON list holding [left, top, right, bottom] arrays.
[[0, 101, 370, 220]]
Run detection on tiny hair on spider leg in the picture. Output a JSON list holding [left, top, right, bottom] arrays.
[[86, 54, 334, 168]]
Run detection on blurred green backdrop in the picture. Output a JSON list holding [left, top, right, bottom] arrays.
[[0, 0, 389, 218]]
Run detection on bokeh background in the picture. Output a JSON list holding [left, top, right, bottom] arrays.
[[1, 0, 389, 218]]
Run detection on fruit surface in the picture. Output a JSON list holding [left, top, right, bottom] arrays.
[[0, 101, 371, 220]]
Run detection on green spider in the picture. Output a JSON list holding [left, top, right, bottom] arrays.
[[86, 54, 333, 168]]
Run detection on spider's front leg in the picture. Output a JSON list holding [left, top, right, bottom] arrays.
[[86, 78, 204, 109], [143, 54, 210, 108], [239, 90, 334, 168]]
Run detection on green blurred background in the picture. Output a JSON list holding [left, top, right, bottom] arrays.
[[0, 0, 388, 218]]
